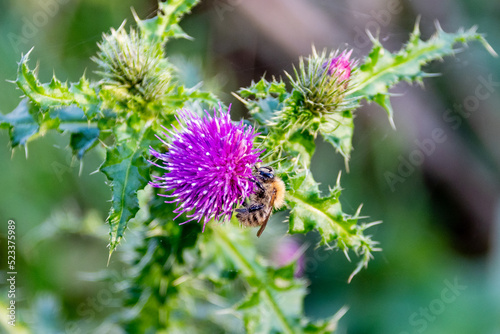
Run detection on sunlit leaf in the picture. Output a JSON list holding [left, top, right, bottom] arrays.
[[351, 22, 497, 126], [100, 123, 155, 253]]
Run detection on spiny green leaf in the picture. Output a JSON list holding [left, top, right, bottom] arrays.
[[16, 49, 100, 118], [49, 106, 100, 158], [238, 77, 288, 100], [0, 99, 39, 148], [157, 84, 220, 113], [286, 171, 380, 281], [134, 0, 201, 43], [286, 129, 316, 168], [1, 98, 100, 158], [100, 122, 155, 253], [70, 75, 101, 119], [236, 78, 289, 126], [319, 110, 354, 163], [351, 22, 497, 125]]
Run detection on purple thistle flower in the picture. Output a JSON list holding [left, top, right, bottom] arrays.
[[326, 50, 353, 83], [150, 105, 262, 231]]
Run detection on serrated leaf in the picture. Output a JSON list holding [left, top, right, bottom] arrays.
[[286, 171, 379, 281], [100, 123, 154, 253], [0, 99, 39, 147], [69, 129, 100, 159], [319, 111, 354, 162], [16, 49, 100, 118], [157, 84, 220, 112], [239, 78, 288, 100], [236, 78, 289, 126], [286, 129, 316, 168], [49, 106, 100, 158], [1, 99, 100, 158], [351, 22, 497, 125], [135, 0, 201, 43], [69, 76, 101, 119]]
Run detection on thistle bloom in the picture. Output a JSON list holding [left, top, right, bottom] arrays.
[[325, 50, 353, 84], [150, 106, 262, 231]]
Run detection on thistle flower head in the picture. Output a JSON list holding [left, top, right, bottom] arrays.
[[325, 50, 353, 83], [150, 106, 262, 231], [285, 47, 358, 118], [92, 22, 172, 104]]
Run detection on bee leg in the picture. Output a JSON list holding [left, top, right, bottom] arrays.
[[248, 204, 264, 212], [235, 208, 247, 213]]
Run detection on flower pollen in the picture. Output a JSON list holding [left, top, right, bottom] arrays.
[[150, 106, 262, 231]]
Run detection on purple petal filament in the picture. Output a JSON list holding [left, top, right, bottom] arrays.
[[150, 105, 262, 231]]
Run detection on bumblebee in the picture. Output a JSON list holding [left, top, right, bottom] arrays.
[[236, 166, 286, 237]]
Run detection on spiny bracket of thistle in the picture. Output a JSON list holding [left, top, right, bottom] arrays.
[[350, 20, 497, 128], [92, 22, 173, 112], [284, 48, 358, 120], [284, 48, 358, 162]]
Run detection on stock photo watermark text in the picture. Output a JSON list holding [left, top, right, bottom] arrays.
[[6, 220, 17, 326]]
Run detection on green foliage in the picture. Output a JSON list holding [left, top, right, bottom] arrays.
[[211, 227, 345, 333], [134, 0, 202, 42], [235, 22, 496, 284], [117, 190, 346, 333], [0, 1, 496, 333], [0, 99, 39, 148], [16, 50, 100, 118], [100, 121, 154, 253], [286, 171, 380, 282], [351, 21, 497, 127]]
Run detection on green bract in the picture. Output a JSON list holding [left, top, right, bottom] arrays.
[[0, 1, 496, 333]]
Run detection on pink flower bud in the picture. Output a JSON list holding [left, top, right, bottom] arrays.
[[326, 50, 353, 83]]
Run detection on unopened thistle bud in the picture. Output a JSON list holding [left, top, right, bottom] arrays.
[[92, 22, 172, 105], [325, 50, 353, 86], [286, 48, 357, 117]]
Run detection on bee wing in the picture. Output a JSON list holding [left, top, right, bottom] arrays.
[[256, 190, 277, 238]]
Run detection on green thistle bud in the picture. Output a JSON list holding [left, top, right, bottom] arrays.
[[92, 22, 172, 107], [285, 47, 358, 117]]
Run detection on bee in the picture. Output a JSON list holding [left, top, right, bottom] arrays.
[[236, 166, 286, 237]]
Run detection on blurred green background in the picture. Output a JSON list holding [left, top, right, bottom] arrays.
[[1, 0, 500, 333]]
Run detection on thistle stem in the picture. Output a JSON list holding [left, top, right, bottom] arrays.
[[213, 226, 295, 334]]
